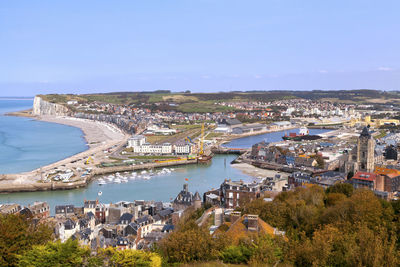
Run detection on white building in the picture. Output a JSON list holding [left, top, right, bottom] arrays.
[[174, 143, 191, 155], [67, 100, 78, 105], [214, 125, 231, 133], [145, 125, 177, 135], [57, 219, 80, 243], [127, 135, 146, 148], [133, 143, 173, 155]]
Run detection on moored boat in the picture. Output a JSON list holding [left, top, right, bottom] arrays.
[[282, 127, 322, 141]]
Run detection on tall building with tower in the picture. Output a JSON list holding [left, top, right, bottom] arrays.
[[356, 127, 375, 172], [344, 127, 375, 174]]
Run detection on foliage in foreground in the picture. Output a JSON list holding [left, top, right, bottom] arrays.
[[0, 214, 53, 266], [157, 184, 400, 266], [2, 183, 400, 266], [18, 239, 162, 267]]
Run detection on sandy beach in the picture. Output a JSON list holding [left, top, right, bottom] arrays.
[[232, 162, 290, 179], [0, 115, 130, 191], [39, 115, 127, 148]]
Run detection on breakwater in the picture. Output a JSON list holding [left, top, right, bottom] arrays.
[[0, 159, 198, 193]]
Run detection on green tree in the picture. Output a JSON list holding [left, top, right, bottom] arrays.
[[220, 245, 252, 264], [0, 214, 53, 266], [109, 248, 161, 267], [326, 183, 354, 197], [247, 235, 283, 265], [18, 239, 90, 267]]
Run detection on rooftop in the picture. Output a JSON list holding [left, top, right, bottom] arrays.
[[352, 171, 377, 182]]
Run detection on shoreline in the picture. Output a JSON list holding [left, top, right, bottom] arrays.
[[231, 162, 290, 179], [5, 109, 35, 117], [213, 126, 298, 148], [0, 112, 131, 193], [217, 125, 337, 147]]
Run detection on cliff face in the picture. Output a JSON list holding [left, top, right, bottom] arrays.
[[33, 96, 70, 116]]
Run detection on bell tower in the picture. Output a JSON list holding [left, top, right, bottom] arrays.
[[356, 127, 375, 172]]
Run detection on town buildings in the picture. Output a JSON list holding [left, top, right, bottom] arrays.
[[127, 135, 192, 155]]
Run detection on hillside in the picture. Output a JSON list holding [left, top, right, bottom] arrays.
[[38, 90, 400, 113]]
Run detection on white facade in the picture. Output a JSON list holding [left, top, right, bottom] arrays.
[[214, 125, 231, 133], [133, 143, 173, 155], [127, 135, 146, 148], [146, 125, 177, 135], [174, 144, 191, 154]]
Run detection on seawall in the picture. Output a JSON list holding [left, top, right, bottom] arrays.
[[0, 159, 198, 193]]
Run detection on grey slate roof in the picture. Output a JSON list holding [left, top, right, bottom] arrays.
[[360, 126, 371, 138]]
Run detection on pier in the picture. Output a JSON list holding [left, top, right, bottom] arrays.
[[0, 159, 198, 193], [211, 146, 249, 154]]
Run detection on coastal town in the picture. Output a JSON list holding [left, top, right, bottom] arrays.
[[2, 1, 400, 264], [2, 91, 400, 256]]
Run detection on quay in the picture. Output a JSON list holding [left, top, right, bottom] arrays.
[[211, 146, 249, 155], [0, 159, 198, 193]]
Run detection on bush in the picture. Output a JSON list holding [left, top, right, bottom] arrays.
[[221, 245, 252, 264]]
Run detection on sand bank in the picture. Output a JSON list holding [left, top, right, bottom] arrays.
[[232, 162, 290, 179]]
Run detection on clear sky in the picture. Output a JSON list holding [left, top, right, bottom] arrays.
[[1, 0, 399, 96]]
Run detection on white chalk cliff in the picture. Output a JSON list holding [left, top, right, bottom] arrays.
[[33, 96, 70, 116]]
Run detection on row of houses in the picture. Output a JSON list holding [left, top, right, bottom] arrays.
[[203, 176, 287, 209], [286, 166, 400, 200], [0, 201, 50, 218], [1, 183, 204, 251]]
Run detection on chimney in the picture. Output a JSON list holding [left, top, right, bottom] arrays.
[[183, 183, 188, 193], [246, 214, 259, 231], [230, 211, 241, 224]]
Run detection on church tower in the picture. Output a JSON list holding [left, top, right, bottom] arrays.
[[356, 127, 375, 172]]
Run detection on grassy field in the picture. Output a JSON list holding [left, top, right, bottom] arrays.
[[205, 132, 225, 139], [145, 124, 203, 144], [173, 124, 202, 130], [177, 101, 236, 113]]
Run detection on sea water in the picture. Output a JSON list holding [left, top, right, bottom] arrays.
[[0, 99, 87, 174]]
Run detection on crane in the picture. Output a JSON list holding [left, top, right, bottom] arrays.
[[199, 123, 204, 155], [85, 156, 94, 165]]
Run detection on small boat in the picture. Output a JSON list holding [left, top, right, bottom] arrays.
[[141, 170, 147, 174], [98, 179, 107, 186], [98, 191, 103, 196], [114, 178, 122, 184], [282, 127, 322, 141], [198, 155, 213, 163]]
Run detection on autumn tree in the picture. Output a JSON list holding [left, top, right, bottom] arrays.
[[0, 214, 53, 266], [108, 248, 162, 267], [18, 239, 90, 267], [326, 182, 354, 197]]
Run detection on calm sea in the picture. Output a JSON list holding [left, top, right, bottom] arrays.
[[0, 99, 88, 174]]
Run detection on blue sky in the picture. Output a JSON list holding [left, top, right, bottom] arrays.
[[1, 0, 399, 96]]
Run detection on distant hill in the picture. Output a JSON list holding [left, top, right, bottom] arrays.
[[38, 90, 400, 113]]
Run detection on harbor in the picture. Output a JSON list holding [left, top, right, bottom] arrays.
[[0, 99, 334, 213]]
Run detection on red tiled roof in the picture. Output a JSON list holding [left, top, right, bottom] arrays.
[[352, 171, 377, 182]]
